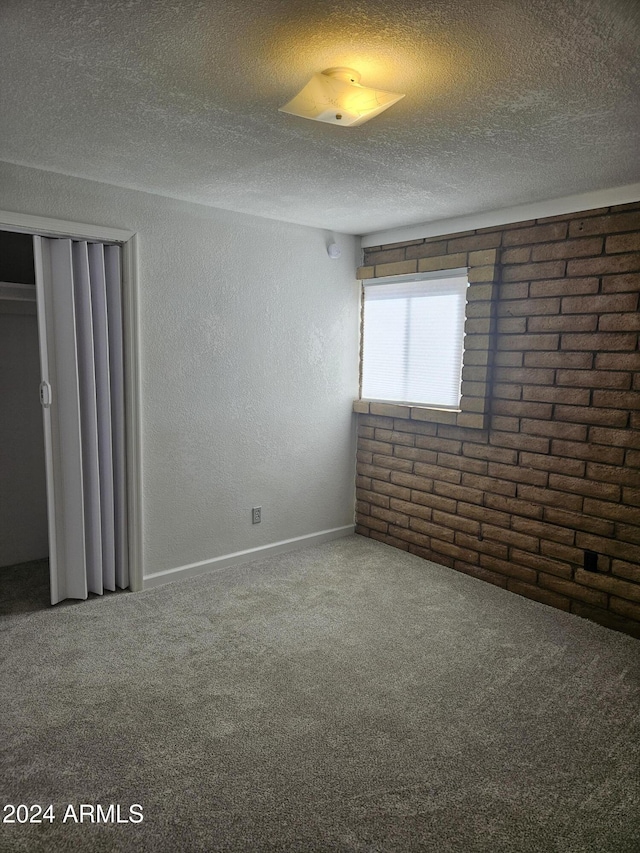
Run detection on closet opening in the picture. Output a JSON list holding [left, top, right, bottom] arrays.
[[0, 216, 142, 607], [0, 231, 50, 610]]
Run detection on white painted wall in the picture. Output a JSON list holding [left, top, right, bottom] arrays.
[[0, 162, 360, 581], [0, 307, 48, 566]]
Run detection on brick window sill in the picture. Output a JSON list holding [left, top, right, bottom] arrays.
[[353, 399, 487, 429]]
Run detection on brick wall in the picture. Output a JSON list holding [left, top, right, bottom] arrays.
[[355, 201, 640, 638]]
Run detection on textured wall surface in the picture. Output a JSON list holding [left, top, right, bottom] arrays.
[[356, 201, 640, 637], [0, 310, 48, 566], [0, 162, 359, 579]]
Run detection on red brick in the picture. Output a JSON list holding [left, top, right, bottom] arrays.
[[355, 524, 370, 537], [611, 559, 640, 583], [356, 500, 370, 516], [499, 282, 530, 300], [503, 223, 568, 246], [569, 211, 640, 237], [531, 237, 603, 261], [371, 454, 413, 473], [436, 452, 487, 474], [493, 383, 522, 400], [390, 471, 434, 492], [561, 293, 638, 314], [371, 505, 410, 528], [549, 440, 624, 465], [375, 428, 416, 446], [498, 334, 559, 351], [409, 516, 455, 542], [509, 549, 572, 579], [487, 461, 548, 486], [501, 246, 531, 264], [583, 497, 639, 524], [567, 254, 640, 277], [493, 351, 525, 367], [506, 579, 571, 611], [623, 487, 640, 506], [457, 502, 510, 527], [388, 498, 432, 521], [393, 446, 437, 464], [548, 473, 620, 501], [574, 568, 640, 602], [461, 471, 516, 496], [414, 461, 460, 484], [518, 451, 585, 477], [356, 488, 390, 509], [520, 419, 587, 441], [575, 532, 640, 562], [584, 462, 638, 485], [415, 435, 462, 454], [357, 463, 391, 482], [430, 539, 480, 563], [589, 427, 640, 448], [405, 240, 448, 259], [502, 261, 566, 282], [543, 506, 614, 537], [356, 512, 387, 533], [538, 573, 608, 607], [447, 233, 502, 252], [517, 483, 583, 511], [524, 352, 592, 369], [490, 416, 520, 433], [529, 277, 599, 297], [456, 531, 507, 559], [387, 525, 430, 549], [541, 540, 583, 564], [369, 530, 410, 551], [358, 438, 395, 455], [592, 390, 640, 410], [492, 400, 553, 419], [432, 510, 480, 536], [561, 332, 637, 351], [522, 386, 589, 405], [454, 562, 508, 588], [409, 489, 457, 514], [433, 481, 484, 505], [497, 297, 560, 317], [595, 352, 640, 371], [600, 273, 640, 293], [556, 369, 632, 389], [554, 405, 629, 428], [438, 425, 490, 443], [599, 313, 640, 331], [461, 443, 517, 464], [484, 493, 544, 518], [610, 597, 640, 621], [371, 480, 411, 501], [480, 555, 537, 583], [359, 415, 394, 429], [528, 315, 597, 333]]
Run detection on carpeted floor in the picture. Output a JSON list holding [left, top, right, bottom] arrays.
[[1, 535, 639, 852]]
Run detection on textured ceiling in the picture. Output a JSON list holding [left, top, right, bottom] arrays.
[[1, 0, 639, 235]]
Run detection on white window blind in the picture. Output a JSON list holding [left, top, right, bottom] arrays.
[[361, 270, 468, 409]]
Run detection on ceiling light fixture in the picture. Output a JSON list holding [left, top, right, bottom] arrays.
[[279, 67, 404, 127]]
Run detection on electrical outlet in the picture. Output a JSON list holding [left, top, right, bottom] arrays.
[[584, 550, 598, 573], [252, 506, 261, 524]]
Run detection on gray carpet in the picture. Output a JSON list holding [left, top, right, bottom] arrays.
[[1, 536, 639, 853]]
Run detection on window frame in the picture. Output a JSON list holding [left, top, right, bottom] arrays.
[[355, 250, 498, 430], [360, 267, 469, 411]]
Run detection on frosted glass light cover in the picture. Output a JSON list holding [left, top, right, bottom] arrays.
[[279, 69, 404, 127]]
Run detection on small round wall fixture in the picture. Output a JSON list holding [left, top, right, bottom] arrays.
[[327, 243, 341, 259]]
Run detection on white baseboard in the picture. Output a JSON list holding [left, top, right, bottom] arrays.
[[142, 524, 355, 590]]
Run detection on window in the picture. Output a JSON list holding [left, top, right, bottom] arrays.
[[361, 269, 468, 409]]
